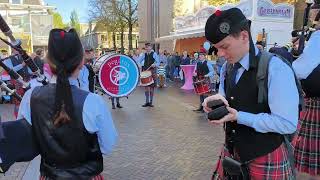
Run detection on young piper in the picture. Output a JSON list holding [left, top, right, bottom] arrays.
[[17, 29, 118, 179], [203, 8, 299, 179]]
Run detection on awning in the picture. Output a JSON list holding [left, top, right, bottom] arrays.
[[155, 29, 204, 42]]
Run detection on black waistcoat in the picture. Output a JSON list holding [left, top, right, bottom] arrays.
[[85, 64, 95, 93], [31, 85, 103, 179], [196, 61, 209, 77], [143, 52, 155, 71], [301, 64, 320, 98], [225, 62, 283, 162]]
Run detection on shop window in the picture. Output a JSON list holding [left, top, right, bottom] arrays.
[[11, 0, 22, 4]]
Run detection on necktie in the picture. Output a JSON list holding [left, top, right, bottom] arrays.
[[228, 62, 241, 89]]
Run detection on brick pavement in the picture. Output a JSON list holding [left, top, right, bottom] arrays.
[[4, 82, 312, 179]]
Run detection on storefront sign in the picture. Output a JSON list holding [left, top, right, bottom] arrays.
[[257, 0, 293, 18]]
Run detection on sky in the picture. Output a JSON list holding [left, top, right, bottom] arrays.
[[44, 0, 90, 23]]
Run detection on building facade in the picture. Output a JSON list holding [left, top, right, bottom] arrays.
[[0, 0, 54, 53], [138, 0, 303, 54], [80, 22, 139, 52]]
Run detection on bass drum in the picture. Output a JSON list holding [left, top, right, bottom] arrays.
[[93, 54, 140, 97]]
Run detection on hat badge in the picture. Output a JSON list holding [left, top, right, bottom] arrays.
[[219, 22, 230, 34]]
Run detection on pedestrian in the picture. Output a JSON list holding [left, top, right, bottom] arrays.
[[84, 47, 95, 93], [191, 52, 199, 65], [17, 28, 118, 179], [203, 8, 299, 179], [173, 52, 181, 78], [33, 48, 45, 74], [180, 50, 190, 65], [157, 61, 167, 88]]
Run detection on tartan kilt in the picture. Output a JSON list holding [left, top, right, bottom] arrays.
[[213, 143, 294, 180], [40, 174, 104, 180], [293, 97, 320, 176]]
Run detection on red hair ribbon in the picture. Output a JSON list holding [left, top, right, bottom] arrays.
[[215, 10, 222, 16], [60, 31, 65, 39]]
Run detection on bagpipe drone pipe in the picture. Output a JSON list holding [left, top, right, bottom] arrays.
[[0, 14, 48, 86]]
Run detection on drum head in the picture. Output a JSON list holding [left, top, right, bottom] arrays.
[[140, 71, 152, 77], [98, 54, 140, 97]]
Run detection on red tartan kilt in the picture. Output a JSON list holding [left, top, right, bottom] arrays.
[[213, 144, 294, 180], [40, 174, 104, 180], [293, 97, 320, 176]]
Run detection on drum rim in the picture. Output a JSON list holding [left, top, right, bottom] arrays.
[[98, 54, 140, 97]]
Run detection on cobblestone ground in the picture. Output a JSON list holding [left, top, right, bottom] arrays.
[[101, 82, 224, 179], [1, 81, 313, 180]]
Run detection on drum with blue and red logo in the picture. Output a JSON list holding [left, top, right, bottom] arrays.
[[95, 54, 140, 97]]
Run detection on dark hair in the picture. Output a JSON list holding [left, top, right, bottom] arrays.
[[47, 28, 84, 127]]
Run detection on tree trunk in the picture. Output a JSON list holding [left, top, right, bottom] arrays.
[[120, 26, 124, 54], [128, 0, 133, 50], [112, 31, 116, 50], [128, 23, 133, 50]]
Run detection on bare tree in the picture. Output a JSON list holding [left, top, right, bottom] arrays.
[[89, 0, 134, 52], [112, 0, 138, 50]]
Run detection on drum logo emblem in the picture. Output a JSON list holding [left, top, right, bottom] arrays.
[[110, 66, 129, 86], [98, 54, 140, 97]]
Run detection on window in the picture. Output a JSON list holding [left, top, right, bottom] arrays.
[[101, 35, 107, 42], [11, 0, 22, 4], [11, 18, 22, 26]]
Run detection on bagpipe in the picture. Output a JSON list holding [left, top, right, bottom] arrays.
[[0, 79, 22, 101], [0, 14, 48, 86], [0, 117, 39, 173], [267, 0, 320, 63], [294, 0, 320, 55]]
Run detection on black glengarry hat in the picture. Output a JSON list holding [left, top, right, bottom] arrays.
[[205, 8, 249, 44]]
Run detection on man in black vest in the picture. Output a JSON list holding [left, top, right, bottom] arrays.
[[84, 47, 95, 93], [193, 48, 214, 112], [203, 8, 299, 179], [138, 43, 159, 107]]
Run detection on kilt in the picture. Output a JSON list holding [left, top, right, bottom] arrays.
[[213, 143, 294, 180], [293, 97, 320, 176], [40, 174, 104, 180]]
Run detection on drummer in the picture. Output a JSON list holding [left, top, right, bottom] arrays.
[[193, 48, 214, 112], [137, 43, 160, 107]]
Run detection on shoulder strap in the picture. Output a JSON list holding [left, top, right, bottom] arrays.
[[257, 51, 273, 104], [257, 51, 305, 110]]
